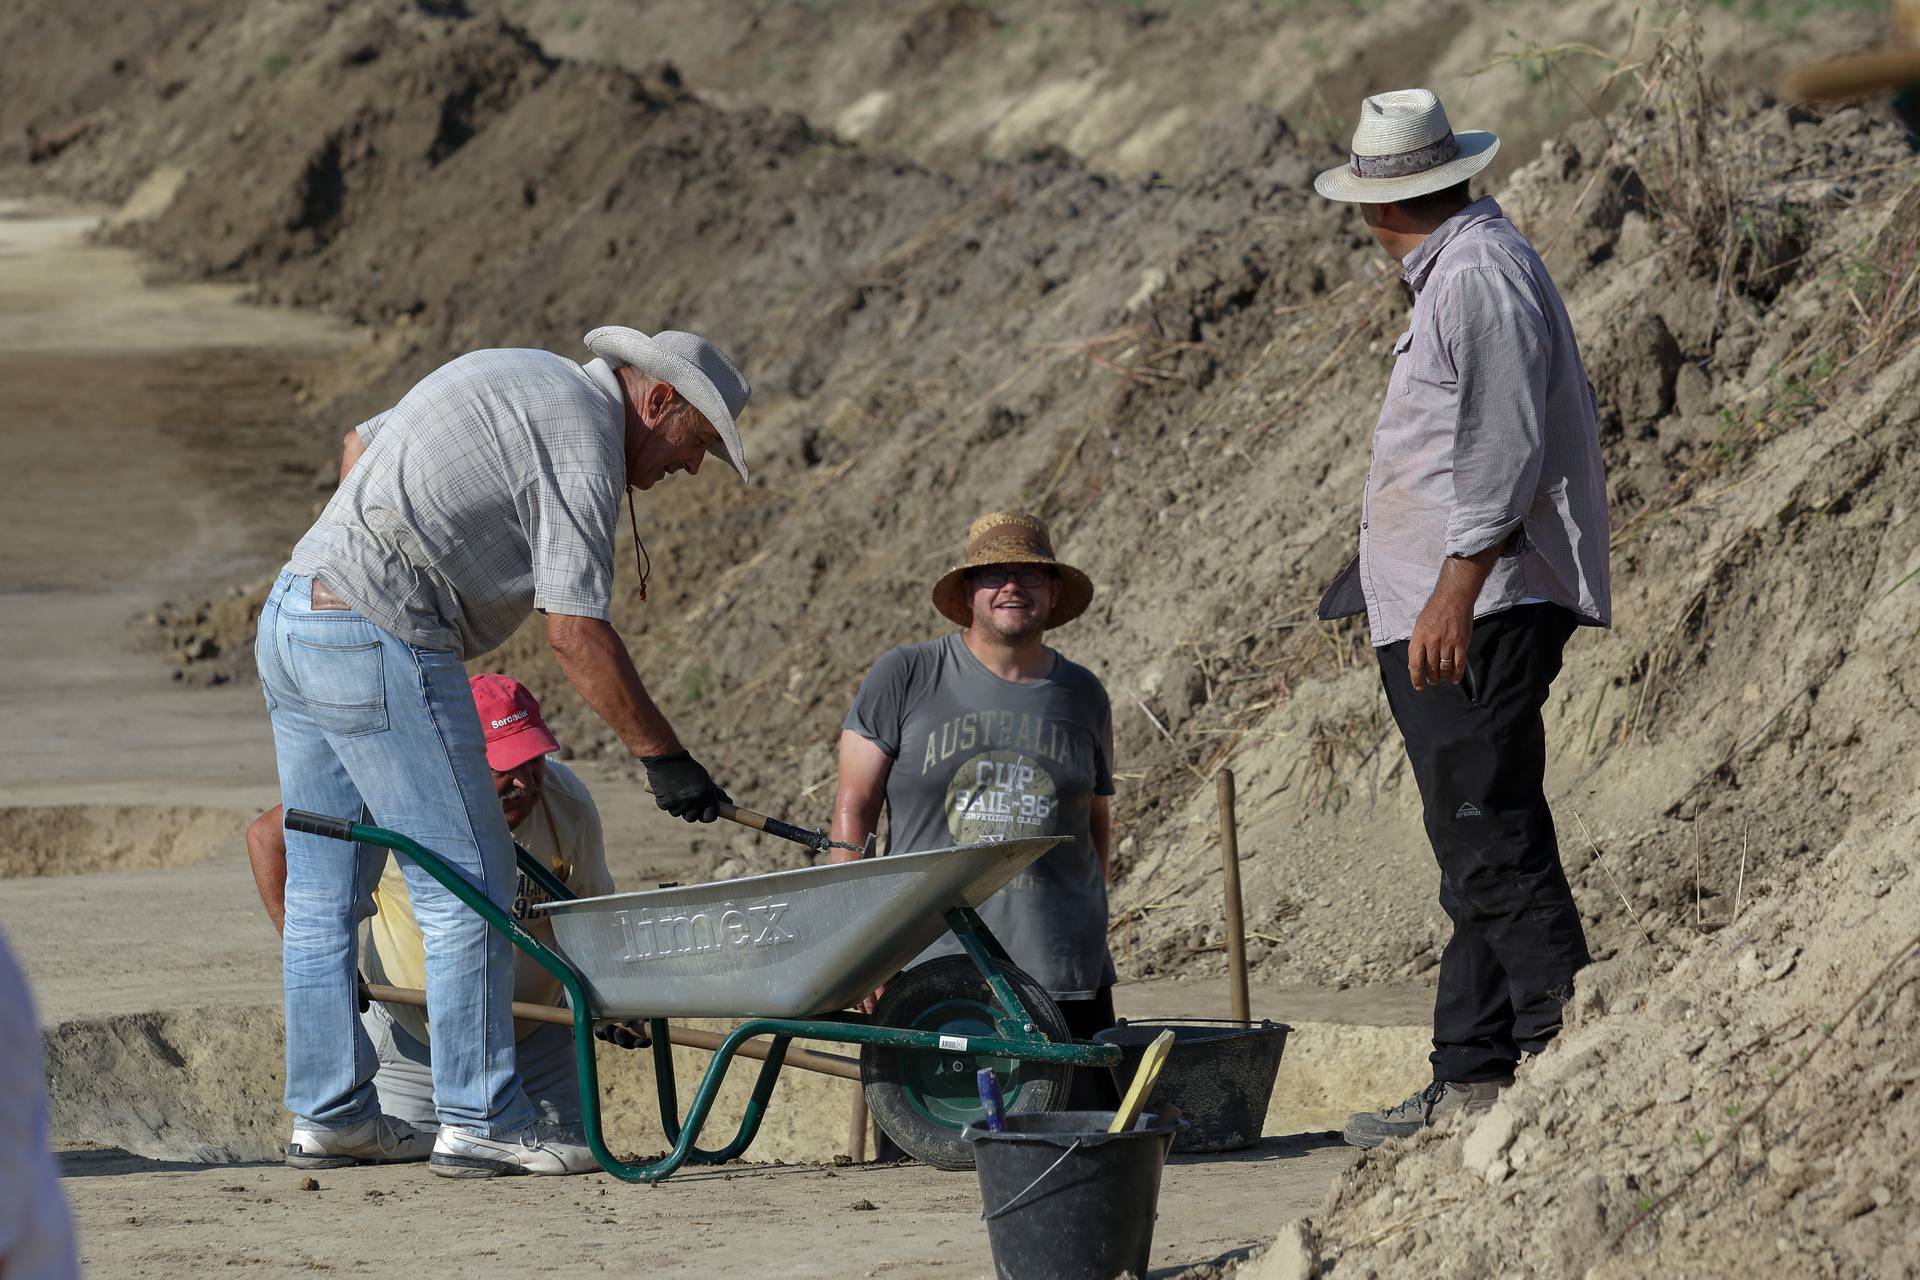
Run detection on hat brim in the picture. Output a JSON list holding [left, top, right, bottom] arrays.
[[931, 558, 1095, 630], [1312, 131, 1500, 204], [584, 326, 750, 482], [485, 722, 561, 773], [1781, 48, 1920, 100]]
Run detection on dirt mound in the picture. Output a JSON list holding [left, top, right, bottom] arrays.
[[45, 1007, 288, 1163], [0, 805, 246, 878], [1250, 794, 1919, 1279], [5, 2, 1914, 1000], [45, 1003, 865, 1167], [508, 0, 1882, 180]]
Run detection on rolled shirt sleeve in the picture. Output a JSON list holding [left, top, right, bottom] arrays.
[[843, 646, 913, 759], [354, 410, 391, 445], [1442, 267, 1549, 558], [529, 470, 622, 620]]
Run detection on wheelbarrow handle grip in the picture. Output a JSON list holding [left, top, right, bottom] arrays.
[[285, 809, 356, 842]]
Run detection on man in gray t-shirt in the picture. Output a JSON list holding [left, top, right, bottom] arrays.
[[832, 512, 1118, 1109]]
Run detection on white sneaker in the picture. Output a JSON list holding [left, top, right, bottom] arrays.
[[429, 1121, 598, 1178], [287, 1114, 432, 1168]]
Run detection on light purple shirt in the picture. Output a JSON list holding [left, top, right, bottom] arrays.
[[1328, 198, 1611, 646]]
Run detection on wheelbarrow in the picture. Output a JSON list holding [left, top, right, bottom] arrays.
[[284, 804, 1120, 1182]]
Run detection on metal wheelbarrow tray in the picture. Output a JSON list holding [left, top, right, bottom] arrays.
[[534, 839, 1063, 1019], [284, 809, 1121, 1182]]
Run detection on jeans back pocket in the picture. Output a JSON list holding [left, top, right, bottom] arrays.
[[286, 632, 390, 738]]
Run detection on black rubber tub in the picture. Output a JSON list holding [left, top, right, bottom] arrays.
[[1093, 1019, 1291, 1153]]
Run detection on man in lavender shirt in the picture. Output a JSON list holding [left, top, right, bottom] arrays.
[[1312, 90, 1611, 1146]]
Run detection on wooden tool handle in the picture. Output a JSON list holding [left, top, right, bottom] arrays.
[[360, 983, 861, 1081], [640, 783, 832, 852], [1110, 1030, 1177, 1133]]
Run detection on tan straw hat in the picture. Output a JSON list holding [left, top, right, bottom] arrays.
[[1312, 88, 1499, 204], [930, 512, 1094, 629], [1781, 0, 1920, 101]]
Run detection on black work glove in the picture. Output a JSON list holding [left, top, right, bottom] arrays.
[[594, 1021, 650, 1051], [641, 750, 730, 823]]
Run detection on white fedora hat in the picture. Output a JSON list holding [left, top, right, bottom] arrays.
[[583, 326, 752, 481], [1313, 88, 1500, 204]]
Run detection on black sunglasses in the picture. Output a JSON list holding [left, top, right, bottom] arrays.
[[970, 567, 1055, 590]]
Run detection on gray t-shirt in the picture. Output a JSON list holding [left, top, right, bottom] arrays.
[[289, 350, 627, 659], [844, 633, 1116, 1000]]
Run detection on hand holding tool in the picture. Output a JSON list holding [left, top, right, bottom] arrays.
[[640, 750, 731, 822], [638, 777, 873, 857]]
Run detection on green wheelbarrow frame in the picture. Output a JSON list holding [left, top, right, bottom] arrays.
[[285, 809, 1120, 1183]]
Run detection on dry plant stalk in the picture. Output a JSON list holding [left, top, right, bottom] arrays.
[[1694, 816, 1703, 927], [1734, 816, 1749, 921], [1572, 809, 1655, 949]]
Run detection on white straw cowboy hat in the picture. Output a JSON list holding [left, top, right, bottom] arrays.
[[1313, 88, 1500, 204], [583, 326, 752, 481], [931, 511, 1095, 629]]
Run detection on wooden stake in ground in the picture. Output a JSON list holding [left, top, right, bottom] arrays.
[[847, 1084, 868, 1164], [1218, 769, 1251, 1023]]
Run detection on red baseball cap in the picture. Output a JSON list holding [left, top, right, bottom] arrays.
[[470, 674, 561, 772]]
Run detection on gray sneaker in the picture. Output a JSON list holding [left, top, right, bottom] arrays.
[[1343, 1078, 1510, 1148], [287, 1114, 432, 1168], [430, 1121, 598, 1178]]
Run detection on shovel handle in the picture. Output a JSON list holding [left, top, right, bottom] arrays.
[[640, 785, 833, 853], [717, 801, 833, 853]]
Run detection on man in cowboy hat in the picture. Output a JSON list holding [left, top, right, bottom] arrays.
[[830, 512, 1119, 1110], [245, 674, 618, 1164], [257, 327, 749, 1177], [1312, 90, 1611, 1146]]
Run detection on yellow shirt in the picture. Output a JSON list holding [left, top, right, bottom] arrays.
[[364, 759, 612, 1043]]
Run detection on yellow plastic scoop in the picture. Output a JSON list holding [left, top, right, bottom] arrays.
[[1109, 1029, 1177, 1133]]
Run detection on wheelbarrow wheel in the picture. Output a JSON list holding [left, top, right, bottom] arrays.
[[860, 955, 1073, 1170]]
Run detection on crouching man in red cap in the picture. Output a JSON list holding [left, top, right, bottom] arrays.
[[245, 674, 613, 1168]]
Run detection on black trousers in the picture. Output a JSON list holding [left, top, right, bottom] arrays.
[[1059, 987, 1121, 1111], [1377, 604, 1590, 1084]]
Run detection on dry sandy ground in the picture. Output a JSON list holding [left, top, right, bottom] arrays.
[[61, 1138, 1349, 1279], [0, 198, 354, 815], [0, 200, 1423, 1278]]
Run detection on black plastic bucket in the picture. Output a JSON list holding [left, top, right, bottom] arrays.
[[1093, 1020, 1290, 1153], [964, 1111, 1176, 1280]]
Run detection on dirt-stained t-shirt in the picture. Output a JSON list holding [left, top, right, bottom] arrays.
[[844, 633, 1116, 1000], [363, 759, 612, 1043]]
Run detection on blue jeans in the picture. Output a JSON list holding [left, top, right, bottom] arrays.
[[256, 571, 532, 1137], [363, 1005, 583, 1132]]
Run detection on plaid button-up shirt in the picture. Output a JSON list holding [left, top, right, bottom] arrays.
[[288, 349, 628, 659], [1324, 198, 1611, 645]]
